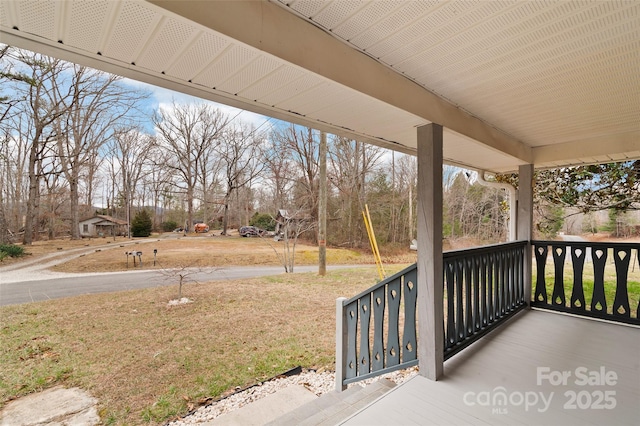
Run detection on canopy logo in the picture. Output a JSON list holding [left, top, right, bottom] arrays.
[[462, 366, 618, 415], [463, 387, 553, 414]]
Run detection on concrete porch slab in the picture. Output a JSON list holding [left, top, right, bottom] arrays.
[[206, 384, 317, 425]]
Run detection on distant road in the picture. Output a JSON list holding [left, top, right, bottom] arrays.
[[560, 234, 586, 243], [560, 234, 592, 262], [0, 265, 361, 307]]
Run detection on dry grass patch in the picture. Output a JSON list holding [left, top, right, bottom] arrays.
[[0, 266, 405, 425], [49, 236, 395, 273], [3, 234, 417, 272]]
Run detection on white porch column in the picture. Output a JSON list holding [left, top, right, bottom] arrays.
[[517, 164, 534, 306], [416, 124, 444, 380]]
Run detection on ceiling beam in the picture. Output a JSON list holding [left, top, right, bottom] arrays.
[[533, 131, 640, 165], [149, 0, 533, 164], [0, 28, 416, 155]]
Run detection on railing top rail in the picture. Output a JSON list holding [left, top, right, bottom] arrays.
[[344, 263, 417, 305], [443, 240, 527, 260], [533, 240, 640, 249]]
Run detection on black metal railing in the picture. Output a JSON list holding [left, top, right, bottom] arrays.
[[336, 264, 418, 389], [336, 241, 529, 389], [443, 241, 528, 359], [336, 239, 640, 389], [532, 240, 640, 326]]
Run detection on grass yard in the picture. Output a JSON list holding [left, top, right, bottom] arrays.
[[0, 265, 406, 425], [2, 233, 416, 273]]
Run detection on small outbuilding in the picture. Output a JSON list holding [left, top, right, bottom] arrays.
[[79, 215, 128, 238]]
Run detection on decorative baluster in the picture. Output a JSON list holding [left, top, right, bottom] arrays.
[[345, 300, 358, 379], [472, 254, 481, 332], [445, 261, 456, 348], [534, 245, 548, 304], [455, 257, 464, 342], [570, 247, 586, 311], [507, 249, 517, 311], [465, 257, 473, 337], [517, 246, 525, 304], [480, 255, 488, 327], [507, 249, 513, 309], [551, 245, 566, 307], [402, 269, 418, 362], [494, 251, 501, 317], [612, 247, 631, 318], [387, 279, 401, 367], [371, 286, 385, 371], [498, 250, 506, 316], [591, 246, 608, 314], [488, 252, 495, 322], [358, 294, 372, 374]]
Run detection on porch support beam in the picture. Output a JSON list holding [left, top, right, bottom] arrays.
[[517, 164, 534, 305], [149, 0, 531, 164], [416, 124, 444, 380]]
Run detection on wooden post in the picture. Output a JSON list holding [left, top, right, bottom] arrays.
[[416, 124, 444, 380], [517, 164, 534, 306], [335, 297, 347, 392], [319, 131, 327, 276]]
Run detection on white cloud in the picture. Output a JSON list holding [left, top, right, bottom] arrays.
[[121, 78, 277, 133]]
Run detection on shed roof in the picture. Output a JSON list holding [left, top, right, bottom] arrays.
[[80, 215, 128, 226]]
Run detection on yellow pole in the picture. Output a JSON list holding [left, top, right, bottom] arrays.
[[366, 205, 386, 279], [362, 210, 382, 280], [363, 204, 386, 280]]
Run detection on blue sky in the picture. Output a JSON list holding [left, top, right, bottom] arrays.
[[120, 77, 279, 135]]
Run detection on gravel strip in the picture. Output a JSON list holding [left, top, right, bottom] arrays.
[[169, 367, 418, 425]]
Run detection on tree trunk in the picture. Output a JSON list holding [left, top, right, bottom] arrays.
[[187, 187, 194, 233], [23, 134, 41, 245], [0, 202, 9, 244], [69, 178, 80, 239], [222, 201, 230, 235]]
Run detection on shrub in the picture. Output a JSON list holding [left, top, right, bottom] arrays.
[[161, 221, 178, 232], [131, 210, 153, 237], [0, 244, 25, 259], [249, 213, 275, 231]]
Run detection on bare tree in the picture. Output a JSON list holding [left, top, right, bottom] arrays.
[[396, 154, 417, 242], [265, 209, 316, 273], [328, 136, 383, 247], [1, 121, 30, 243], [196, 136, 223, 227], [144, 148, 173, 229], [262, 136, 295, 213], [54, 65, 143, 239], [271, 125, 320, 234], [153, 102, 229, 232], [14, 53, 72, 245], [107, 129, 156, 238], [218, 123, 266, 234], [0, 131, 14, 243], [0, 45, 35, 125], [41, 163, 68, 239]]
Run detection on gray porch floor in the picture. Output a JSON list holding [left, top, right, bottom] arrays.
[[341, 309, 640, 425]]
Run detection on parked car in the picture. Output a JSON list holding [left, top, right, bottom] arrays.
[[239, 226, 265, 237]]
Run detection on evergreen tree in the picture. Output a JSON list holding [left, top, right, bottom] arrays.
[[131, 210, 152, 237]]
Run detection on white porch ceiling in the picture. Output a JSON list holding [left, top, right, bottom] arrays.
[[0, 0, 638, 173]]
